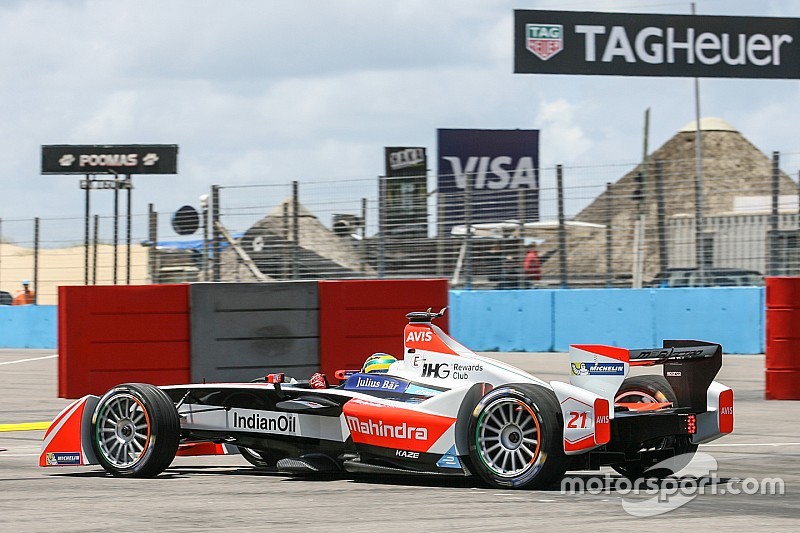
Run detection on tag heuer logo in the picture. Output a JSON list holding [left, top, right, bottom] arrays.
[[526, 24, 563, 61]]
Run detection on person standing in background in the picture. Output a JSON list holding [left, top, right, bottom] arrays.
[[12, 279, 35, 305], [523, 242, 542, 287]]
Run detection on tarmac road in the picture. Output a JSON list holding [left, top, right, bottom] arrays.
[[1, 349, 798, 532]]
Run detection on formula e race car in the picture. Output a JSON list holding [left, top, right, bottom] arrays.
[[40, 309, 734, 489]]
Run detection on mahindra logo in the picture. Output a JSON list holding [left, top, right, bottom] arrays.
[[346, 416, 428, 440]]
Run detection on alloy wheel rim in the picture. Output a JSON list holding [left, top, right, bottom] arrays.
[[476, 397, 540, 477], [96, 393, 151, 468]]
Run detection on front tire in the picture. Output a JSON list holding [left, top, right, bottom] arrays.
[[91, 383, 180, 478], [468, 384, 567, 489]]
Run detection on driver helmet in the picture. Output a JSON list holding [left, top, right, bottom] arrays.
[[362, 353, 397, 374]]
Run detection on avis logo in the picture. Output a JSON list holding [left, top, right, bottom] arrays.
[[596, 415, 610, 424], [406, 331, 432, 343], [422, 363, 450, 379], [720, 407, 733, 415]]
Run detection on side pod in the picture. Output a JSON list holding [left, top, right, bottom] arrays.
[[40, 395, 99, 467], [550, 381, 611, 455]]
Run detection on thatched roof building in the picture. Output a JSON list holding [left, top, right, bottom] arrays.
[[221, 199, 374, 281], [542, 117, 796, 283]]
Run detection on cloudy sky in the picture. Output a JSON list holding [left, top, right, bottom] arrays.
[[0, 0, 798, 242]]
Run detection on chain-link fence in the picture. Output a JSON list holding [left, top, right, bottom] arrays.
[[2, 147, 799, 304], [210, 149, 800, 290]]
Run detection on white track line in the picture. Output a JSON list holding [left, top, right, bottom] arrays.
[[700, 442, 800, 447], [3, 443, 800, 459], [0, 354, 57, 366]]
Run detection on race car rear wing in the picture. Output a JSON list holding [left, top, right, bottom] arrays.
[[568, 340, 722, 415], [660, 340, 722, 416], [629, 343, 718, 363]]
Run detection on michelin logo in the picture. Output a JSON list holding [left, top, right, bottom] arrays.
[[46, 452, 81, 465], [571, 362, 625, 376]]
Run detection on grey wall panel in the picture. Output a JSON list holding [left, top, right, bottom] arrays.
[[190, 282, 319, 383]]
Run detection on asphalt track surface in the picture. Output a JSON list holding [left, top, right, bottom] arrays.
[[1, 348, 798, 532]]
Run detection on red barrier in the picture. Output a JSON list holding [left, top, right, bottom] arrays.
[[765, 277, 800, 400], [58, 285, 190, 398], [318, 279, 449, 379]]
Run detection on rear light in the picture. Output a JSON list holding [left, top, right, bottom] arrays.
[[686, 414, 697, 435]]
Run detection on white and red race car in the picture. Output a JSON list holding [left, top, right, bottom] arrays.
[[40, 309, 733, 489]]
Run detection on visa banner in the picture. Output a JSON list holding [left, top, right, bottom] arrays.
[[437, 129, 539, 234]]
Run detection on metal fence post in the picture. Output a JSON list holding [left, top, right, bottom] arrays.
[[93, 214, 99, 285], [656, 160, 668, 276], [113, 181, 119, 285], [557, 165, 567, 288], [292, 181, 299, 280], [770, 151, 780, 275], [148, 204, 157, 283], [464, 173, 473, 289], [84, 175, 90, 285], [212, 185, 221, 282], [282, 201, 289, 279], [378, 176, 385, 278], [126, 176, 132, 285], [605, 182, 613, 287], [33, 217, 39, 304], [517, 188, 526, 288], [361, 197, 367, 273]]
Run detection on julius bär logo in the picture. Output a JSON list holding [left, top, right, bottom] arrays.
[[526, 23, 563, 60]]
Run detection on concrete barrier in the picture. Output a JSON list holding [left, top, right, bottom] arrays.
[[189, 282, 319, 383], [0, 305, 57, 349], [449, 289, 553, 351], [450, 287, 764, 354]]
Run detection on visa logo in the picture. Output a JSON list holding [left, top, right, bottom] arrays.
[[406, 331, 433, 342], [441, 156, 536, 190]]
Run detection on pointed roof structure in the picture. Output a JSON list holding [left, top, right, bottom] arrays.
[[542, 118, 796, 282], [221, 198, 374, 281]]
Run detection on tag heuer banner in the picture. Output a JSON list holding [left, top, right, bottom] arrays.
[[514, 10, 800, 79], [42, 145, 179, 174], [437, 129, 539, 234], [383, 147, 428, 239]]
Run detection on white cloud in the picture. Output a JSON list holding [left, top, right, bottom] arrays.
[[0, 0, 796, 244], [536, 98, 593, 164]]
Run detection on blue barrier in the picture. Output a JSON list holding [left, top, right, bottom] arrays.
[[450, 287, 764, 354], [0, 288, 766, 353], [449, 290, 554, 351], [0, 305, 57, 349]]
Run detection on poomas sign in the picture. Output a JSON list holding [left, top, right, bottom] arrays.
[[514, 10, 800, 79]]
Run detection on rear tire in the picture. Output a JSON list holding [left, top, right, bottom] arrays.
[[468, 384, 567, 489], [91, 383, 180, 478], [613, 375, 698, 479]]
